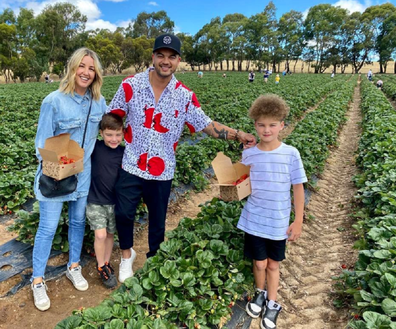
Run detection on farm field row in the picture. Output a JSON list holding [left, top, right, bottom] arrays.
[[54, 75, 358, 328], [0, 73, 351, 212]]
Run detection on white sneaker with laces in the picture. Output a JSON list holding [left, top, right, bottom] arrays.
[[31, 281, 50, 311], [66, 265, 89, 291], [119, 248, 137, 283]]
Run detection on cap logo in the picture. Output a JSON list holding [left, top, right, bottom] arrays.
[[163, 36, 172, 44]]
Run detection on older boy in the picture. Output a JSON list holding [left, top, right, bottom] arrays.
[[238, 94, 307, 329], [86, 113, 125, 288]]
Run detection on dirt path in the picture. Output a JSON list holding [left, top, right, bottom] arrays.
[[249, 82, 362, 328]]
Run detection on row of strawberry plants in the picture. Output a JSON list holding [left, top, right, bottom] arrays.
[[55, 78, 357, 329], [336, 79, 396, 329], [0, 73, 349, 211], [377, 74, 396, 101]]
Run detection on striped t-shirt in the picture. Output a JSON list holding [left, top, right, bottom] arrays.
[[237, 143, 307, 240]]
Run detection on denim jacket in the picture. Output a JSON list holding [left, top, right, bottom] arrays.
[[34, 90, 107, 202]]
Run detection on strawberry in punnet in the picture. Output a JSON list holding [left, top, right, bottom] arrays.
[[59, 156, 75, 164], [233, 174, 248, 185]]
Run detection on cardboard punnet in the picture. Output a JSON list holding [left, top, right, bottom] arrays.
[[211, 152, 251, 201], [38, 133, 84, 180]]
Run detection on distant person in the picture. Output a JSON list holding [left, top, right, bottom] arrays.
[[275, 74, 280, 85], [282, 70, 286, 76], [45, 74, 49, 83], [222, 73, 226, 78], [263, 70, 269, 83], [367, 69, 373, 81], [376, 80, 383, 89], [249, 70, 255, 83], [198, 71, 203, 78], [331, 71, 335, 78], [86, 113, 125, 289], [240, 94, 306, 329]]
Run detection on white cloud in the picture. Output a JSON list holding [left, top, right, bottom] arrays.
[[148, 1, 159, 6], [86, 18, 118, 31], [173, 24, 181, 34], [332, 0, 372, 14]]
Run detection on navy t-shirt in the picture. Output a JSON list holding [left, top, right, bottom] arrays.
[[87, 140, 124, 205]]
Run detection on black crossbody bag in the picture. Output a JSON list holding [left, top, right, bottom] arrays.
[[39, 99, 92, 198]]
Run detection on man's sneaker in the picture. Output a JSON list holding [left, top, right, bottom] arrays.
[[31, 281, 50, 311], [246, 290, 268, 318], [261, 300, 282, 329], [119, 248, 137, 283], [66, 265, 89, 291], [97, 264, 117, 289]]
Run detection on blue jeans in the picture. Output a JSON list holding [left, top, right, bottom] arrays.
[[32, 197, 87, 279]]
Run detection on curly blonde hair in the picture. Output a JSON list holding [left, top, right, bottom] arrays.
[[249, 94, 289, 121], [59, 47, 103, 101]]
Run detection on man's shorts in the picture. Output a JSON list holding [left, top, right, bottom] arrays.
[[244, 232, 286, 261], [86, 203, 116, 234]]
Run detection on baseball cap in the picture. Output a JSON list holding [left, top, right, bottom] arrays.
[[153, 34, 181, 56]]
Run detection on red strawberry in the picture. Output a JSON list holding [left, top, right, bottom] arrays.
[[110, 109, 126, 118], [122, 83, 133, 102], [137, 153, 148, 171], [148, 157, 165, 176], [153, 113, 169, 133], [124, 124, 133, 144], [185, 122, 196, 134], [143, 106, 155, 128]]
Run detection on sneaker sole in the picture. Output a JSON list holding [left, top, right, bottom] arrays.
[[246, 303, 261, 319], [66, 272, 89, 291], [35, 301, 51, 311]]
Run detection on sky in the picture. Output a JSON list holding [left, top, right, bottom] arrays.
[[1, 0, 394, 35]]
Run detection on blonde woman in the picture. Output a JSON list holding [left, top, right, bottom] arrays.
[[31, 48, 106, 311]]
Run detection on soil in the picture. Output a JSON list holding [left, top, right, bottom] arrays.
[[0, 81, 363, 329]]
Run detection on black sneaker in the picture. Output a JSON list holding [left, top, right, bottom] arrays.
[[246, 290, 267, 318], [261, 301, 282, 329], [97, 264, 117, 289], [105, 262, 115, 275]]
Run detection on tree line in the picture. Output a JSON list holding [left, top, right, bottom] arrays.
[[0, 1, 395, 83]]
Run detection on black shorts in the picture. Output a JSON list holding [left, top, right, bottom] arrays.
[[244, 232, 286, 261]]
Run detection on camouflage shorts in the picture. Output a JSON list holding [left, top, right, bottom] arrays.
[[86, 203, 116, 234]]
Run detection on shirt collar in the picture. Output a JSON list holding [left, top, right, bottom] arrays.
[[70, 89, 91, 104]]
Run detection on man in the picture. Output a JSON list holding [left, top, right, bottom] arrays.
[[107, 34, 256, 283]]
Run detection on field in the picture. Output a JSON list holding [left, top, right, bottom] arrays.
[[1, 72, 396, 329]]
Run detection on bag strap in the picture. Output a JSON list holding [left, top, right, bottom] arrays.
[[81, 97, 93, 148]]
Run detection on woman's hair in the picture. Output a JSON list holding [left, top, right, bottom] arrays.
[[100, 113, 124, 131], [59, 47, 103, 101], [249, 94, 289, 121]]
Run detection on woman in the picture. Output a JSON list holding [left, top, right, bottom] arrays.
[[31, 48, 106, 311]]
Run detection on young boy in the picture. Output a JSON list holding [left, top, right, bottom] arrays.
[[238, 94, 307, 329], [86, 113, 126, 288]]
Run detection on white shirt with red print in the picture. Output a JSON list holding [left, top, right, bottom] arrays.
[[107, 68, 212, 181]]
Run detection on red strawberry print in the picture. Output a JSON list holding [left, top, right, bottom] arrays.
[[122, 75, 134, 81], [124, 124, 132, 143], [185, 101, 190, 113], [174, 110, 179, 118], [148, 157, 165, 176], [175, 81, 182, 89], [122, 83, 133, 102], [153, 113, 169, 133], [137, 153, 148, 171], [191, 93, 200, 107], [110, 109, 126, 118], [143, 106, 155, 128], [173, 141, 178, 152], [185, 122, 196, 134]]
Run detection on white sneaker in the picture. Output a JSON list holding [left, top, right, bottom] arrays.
[[66, 265, 89, 291], [119, 248, 137, 283], [31, 281, 50, 311]]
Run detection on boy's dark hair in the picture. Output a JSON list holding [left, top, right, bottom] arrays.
[[249, 94, 289, 121], [99, 113, 123, 131]]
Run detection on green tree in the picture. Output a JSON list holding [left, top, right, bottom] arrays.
[[304, 4, 348, 73], [0, 22, 17, 82], [127, 11, 174, 39], [120, 35, 153, 73]]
